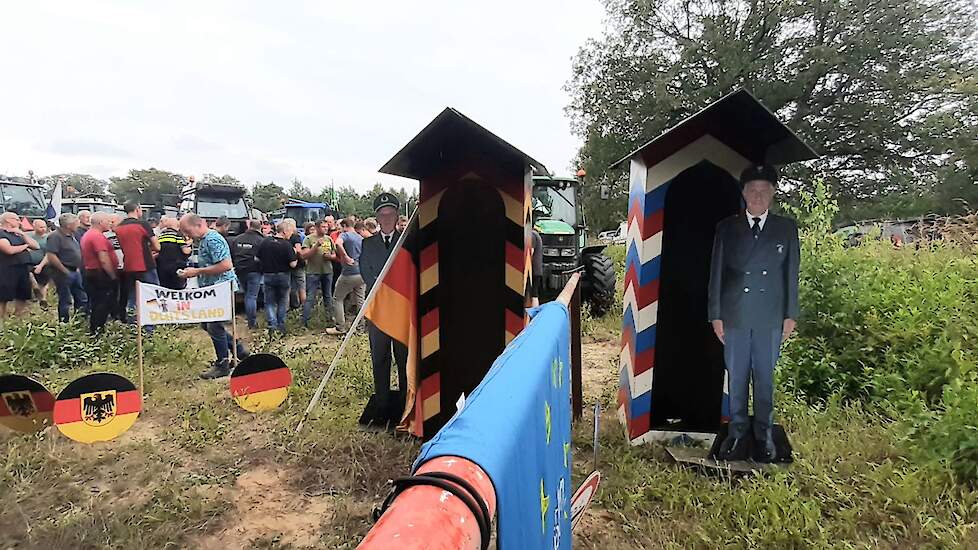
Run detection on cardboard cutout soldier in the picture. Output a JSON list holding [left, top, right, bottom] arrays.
[[708, 164, 800, 462]]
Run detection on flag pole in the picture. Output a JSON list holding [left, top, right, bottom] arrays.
[[230, 280, 238, 366], [295, 208, 418, 434], [136, 281, 144, 401]]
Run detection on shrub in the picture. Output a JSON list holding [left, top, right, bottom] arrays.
[[908, 373, 978, 485], [780, 182, 978, 408]]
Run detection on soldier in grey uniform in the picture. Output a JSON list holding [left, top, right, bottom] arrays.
[[360, 192, 408, 424], [708, 164, 800, 462]]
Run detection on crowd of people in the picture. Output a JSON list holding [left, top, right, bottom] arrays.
[[0, 198, 412, 380]]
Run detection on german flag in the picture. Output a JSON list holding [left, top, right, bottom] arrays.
[[230, 354, 292, 412], [53, 373, 141, 444], [365, 215, 420, 435], [0, 374, 55, 433]]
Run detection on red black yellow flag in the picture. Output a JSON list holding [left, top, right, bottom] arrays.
[[365, 216, 421, 435], [230, 354, 292, 412], [0, 374, 55, 433], [53, 373, 141, 443]]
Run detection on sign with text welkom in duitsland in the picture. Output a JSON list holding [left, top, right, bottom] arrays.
[[136, 280, 233, 326]]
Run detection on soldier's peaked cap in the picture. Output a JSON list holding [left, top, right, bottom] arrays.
[[610, 89, 819, 170], [373, 193, 400, 212], [739, 164, 779, 188]]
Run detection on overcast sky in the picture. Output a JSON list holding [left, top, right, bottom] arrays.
[[0, 1, 605, 193]]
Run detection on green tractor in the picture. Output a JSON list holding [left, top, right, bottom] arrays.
[[532, 174, 616, 316]]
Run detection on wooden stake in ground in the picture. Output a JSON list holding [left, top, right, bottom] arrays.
[[136, 280, 144, 400], [294, 209, 417, 434], [231, 286, 238, 366]]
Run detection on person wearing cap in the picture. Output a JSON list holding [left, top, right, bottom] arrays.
[[359, 192, 408, 421], [708, 164, 800, 463]]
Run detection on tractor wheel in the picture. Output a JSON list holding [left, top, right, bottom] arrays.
[[581, 252, 616, 317]]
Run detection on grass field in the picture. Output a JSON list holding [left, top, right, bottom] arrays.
[[2, 246, 978, 548]]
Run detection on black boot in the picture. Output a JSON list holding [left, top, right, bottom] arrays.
[[754, 437, 778, 463], [200, 359, 231, 380], [718, 435, 747, 461]]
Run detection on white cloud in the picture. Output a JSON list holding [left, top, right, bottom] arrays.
[[0, 0, 604, 194]]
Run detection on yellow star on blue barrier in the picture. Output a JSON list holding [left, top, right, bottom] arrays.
[[544, 401, 552, 445], [540, 478, 550, 534]]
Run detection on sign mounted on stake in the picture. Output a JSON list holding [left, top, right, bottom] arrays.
[[0, 374, 55, 433], [230, 354, 292, 412], [136, 280, 233, 326], [53, 373, 141, 443]]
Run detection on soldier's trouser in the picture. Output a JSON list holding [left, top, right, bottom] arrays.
[[724, 327, 782, 441], [368, 321, 408, 414]]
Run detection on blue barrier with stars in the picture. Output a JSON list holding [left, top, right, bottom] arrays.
[[414, 301, 572, 549]]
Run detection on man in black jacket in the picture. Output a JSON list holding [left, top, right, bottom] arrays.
[[360, 193, 407, 424], [708, 164, 800, 463], [231, 220, 266, 329]]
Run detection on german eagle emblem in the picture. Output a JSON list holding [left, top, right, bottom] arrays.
[[81, 390, 117, 426], [3, 391, 35, 417]]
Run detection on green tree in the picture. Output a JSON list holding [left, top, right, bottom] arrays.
[[40, 174, 109, 197], [286, 178, 314, 201], [251, 181, 286, 213], [568, 0, 978, 230], [109, 168, 185, 207], [200, 174, 241, 187]]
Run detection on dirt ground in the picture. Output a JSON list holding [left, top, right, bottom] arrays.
[[0, 318, 623, 549]]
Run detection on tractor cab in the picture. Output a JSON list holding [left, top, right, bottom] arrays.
[[269, 199, 332, 236], [0, 179, 48, 227], [532, 175, 616, 315]]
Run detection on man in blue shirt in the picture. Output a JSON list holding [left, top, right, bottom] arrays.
[[179, 213, 249, 379]]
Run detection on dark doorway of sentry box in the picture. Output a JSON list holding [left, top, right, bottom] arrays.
[[435, 177, 507, 429], [650, 160, 742, 432]]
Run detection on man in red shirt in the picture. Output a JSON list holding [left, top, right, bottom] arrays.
[[81, 212, 119, 335], [115, 202, 160, 322]]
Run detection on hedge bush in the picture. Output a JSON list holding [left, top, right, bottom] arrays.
[[780, 182, 978, 484]]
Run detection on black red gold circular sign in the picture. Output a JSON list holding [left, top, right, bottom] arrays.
[[230, 354, 292, 412], [53, 373, 141, 443], [0, 374, 55, 433]]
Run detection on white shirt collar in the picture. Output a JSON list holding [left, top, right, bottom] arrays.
[[381, 231, 395, 240], [746, 209, 769, 230]]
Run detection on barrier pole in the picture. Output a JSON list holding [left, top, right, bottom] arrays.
[[556, 273, 583, 420], [358, 455, 497, 550]]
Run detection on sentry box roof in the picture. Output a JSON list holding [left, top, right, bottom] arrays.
[[379, 108, 548, 180], [610, 89, 819, 170]]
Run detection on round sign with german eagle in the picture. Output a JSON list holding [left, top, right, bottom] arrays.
[[53, 373, 141, 443], [0, 374, 55, 433], [230, 354, 292, 412]]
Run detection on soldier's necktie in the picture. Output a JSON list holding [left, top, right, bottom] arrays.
[[384, 235, 391, 250], [751, 217, 762, 239]]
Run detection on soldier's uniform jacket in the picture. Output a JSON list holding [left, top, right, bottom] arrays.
[[360, 229, 402, 294], [708, 212, 800, 329]]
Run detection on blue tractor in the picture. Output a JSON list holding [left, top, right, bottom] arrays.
[[269, 199, 333, 237]]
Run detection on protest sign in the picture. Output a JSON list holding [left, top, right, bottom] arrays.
[[136, 280, 233, 326]]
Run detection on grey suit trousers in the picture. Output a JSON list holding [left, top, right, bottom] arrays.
[[368, 321, 408, 412], [724, 327, 782, 440]]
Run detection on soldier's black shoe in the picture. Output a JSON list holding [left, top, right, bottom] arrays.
[[200, 360, 231, 380], [718, 435, 747, 461], [754, 437, 778, 463]]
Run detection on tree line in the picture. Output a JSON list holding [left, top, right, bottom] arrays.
[[30, 169, 418, 219], [568, 0, 978, 231]]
